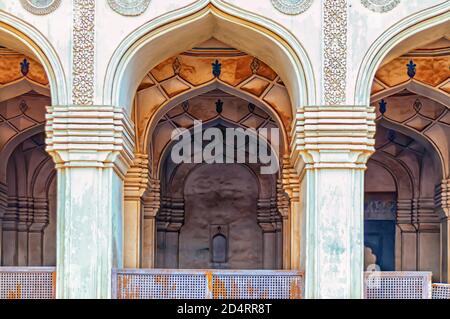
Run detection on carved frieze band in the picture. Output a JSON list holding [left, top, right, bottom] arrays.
[[72, 0, 95, 105], [323, 0, 347, 105]]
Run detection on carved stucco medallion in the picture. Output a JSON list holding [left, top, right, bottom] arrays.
[[361, 0, 401, 13], [271, 0, 313, 15], [107, 0, 151, 16], [19, 0, 61, 15]]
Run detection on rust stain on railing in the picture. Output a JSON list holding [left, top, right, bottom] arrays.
[[1, 267, 55, 299], [119, 274, 141, 299], [6, 284, 21, 299], [205, 271, 213, 294], [113, 269, 305, 299], [289, 279, 302, 299], [51, 271, 57, 298], [212, 278, 227, 299]]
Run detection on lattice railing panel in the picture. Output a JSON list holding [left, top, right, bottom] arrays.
[[0, 267, 56, 299], [113, 269, 304, 299], [364, 272, 432, 299], [432, 284, 450, 299], [116, 273, 207, 299], [211, 274, 302, 299]]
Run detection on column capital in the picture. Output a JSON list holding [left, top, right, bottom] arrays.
[[290, 105, 376, 171], [45, 105, 135, 178]]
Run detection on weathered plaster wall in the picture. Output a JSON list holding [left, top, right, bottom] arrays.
[[179, 164, 263, 269]]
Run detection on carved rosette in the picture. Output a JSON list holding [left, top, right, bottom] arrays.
[[361, 0, 400, 13], [323, 0, 347, 105], [271, 0, 313, 15], [107, 0, 151, 16], [19, 0, 61, 15]]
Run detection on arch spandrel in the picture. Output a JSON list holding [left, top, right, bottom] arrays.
[[0, 12, 67, 105], [356, 3, 449, 106]]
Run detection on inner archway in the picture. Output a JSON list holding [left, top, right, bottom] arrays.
[[121, 36, 294, 269], [115, 2, 312, 272], [362, 28, 449, 282], [151, 89, 284, 270], [0, 13, 63, 266]]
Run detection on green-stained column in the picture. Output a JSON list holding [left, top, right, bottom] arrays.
[[292, 105, 375, 298], [46, 106, 134, 299]]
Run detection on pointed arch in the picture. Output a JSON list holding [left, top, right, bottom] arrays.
[[103, 0, 316, 114], [355, 2, 450, 106], [142, 81, 290, 156], [371, 80, 450, 107]]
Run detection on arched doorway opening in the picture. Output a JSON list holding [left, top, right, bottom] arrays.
[[120, 39, 300, 270], [153, 87, 284, 270], [0, 11, 66, 267], [361, 22, 450, 282], [103, 0, 315, 300]]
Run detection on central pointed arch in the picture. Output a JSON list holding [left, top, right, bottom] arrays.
[[103, 0, 316, 114]]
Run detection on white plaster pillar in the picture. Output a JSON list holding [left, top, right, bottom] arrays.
[[123, 154, 149, 268], [46, 106, 134, 299], [293, 105, 375, 299]]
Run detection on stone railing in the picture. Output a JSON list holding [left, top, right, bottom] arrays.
[[0, 267, 55, 299], [432, 283, 450, 299], [364, 271, 450, 299], [1, 268, 449, 299]]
